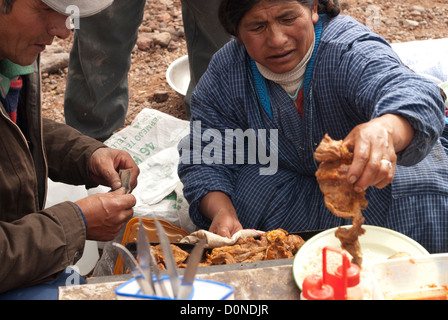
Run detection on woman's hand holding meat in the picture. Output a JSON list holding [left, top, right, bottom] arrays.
[[344, 114, 415, 193]]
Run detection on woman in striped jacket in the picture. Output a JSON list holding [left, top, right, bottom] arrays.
[[178, 0, 448, 253]]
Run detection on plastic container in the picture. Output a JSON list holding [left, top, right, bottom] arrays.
[[115, 275, 234, 300], [300, 274, 334, 300], [371, 253, 448, 300], [322, 246, 349, 300], [114, 217, 189, 275], [300, 246, 356, 300], [336, 263, 363, 300]]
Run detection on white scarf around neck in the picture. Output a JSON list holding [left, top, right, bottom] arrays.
[[256, 35, 315, 97]]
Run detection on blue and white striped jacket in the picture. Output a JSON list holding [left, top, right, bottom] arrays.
[[178, 15, 448, 253]]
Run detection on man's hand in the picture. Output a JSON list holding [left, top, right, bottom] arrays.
[[88, 147, 139, 191], [75, 188, 136, 241]]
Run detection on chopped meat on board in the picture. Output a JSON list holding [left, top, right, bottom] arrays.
[[204, 229, 305, 265], [151, 243, 190, 270], [149, 229, 305, 270]]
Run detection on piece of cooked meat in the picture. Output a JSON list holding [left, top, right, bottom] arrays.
[[151, 243, 190, 270], [284, 234, 307, 252], [315, 134, 368, 217], [314, 134, 367, 266], [334, 213, 366, 266], [314, 134, 353, 164]]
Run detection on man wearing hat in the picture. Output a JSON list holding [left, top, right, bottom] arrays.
[[0, 0, 139, 299]]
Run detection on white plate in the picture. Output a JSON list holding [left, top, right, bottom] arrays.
[[292, 225, 430, 290]]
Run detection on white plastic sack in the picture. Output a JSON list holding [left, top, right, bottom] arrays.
[[440, 81, 448, 105], [90, 108, 195, 233], [46, 179, 99, 276]]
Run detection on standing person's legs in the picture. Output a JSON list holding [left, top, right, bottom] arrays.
[[181, 0, 232, 119], [64, 0, 146, 141]]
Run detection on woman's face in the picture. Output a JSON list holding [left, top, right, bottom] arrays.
[[236, 0, 319, 74]]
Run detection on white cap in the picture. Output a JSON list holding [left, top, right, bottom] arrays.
[[41, 0, 114, 18]]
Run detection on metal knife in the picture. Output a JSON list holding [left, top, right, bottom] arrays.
[[137, 218, 156, 293], [154, 219, 181, 298], [119, 168, 132, 194], [109, 168, 132, 193], [138, 218, 169, 297], [177, 238, 206, 299], [112, 242, 154, 296], [148, 244, 170, 297]]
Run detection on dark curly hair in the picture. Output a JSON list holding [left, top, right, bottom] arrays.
[[1, 0, 16, 14], [219, 0, 340, 36]]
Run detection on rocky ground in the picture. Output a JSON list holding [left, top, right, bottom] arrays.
[[41, 0, 448, 128]]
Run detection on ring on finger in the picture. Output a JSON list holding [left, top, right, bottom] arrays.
[[380, 159, 393, 169]]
